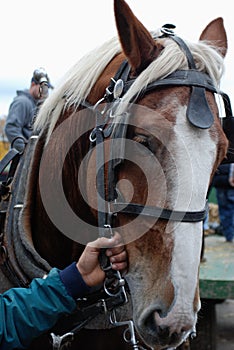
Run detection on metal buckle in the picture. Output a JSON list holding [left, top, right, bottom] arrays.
[[51, 332, 74, 350]]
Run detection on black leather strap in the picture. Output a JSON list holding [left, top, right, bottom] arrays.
[[95, 111, 107, 237], [127, 70, 217, 101], [111, 202, 208, 223], [171, 36, 196, 69], [0, 148, 20, 175], [187, 86, 214, 129]]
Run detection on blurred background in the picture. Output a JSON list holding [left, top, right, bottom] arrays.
[[0, 0, 233, 116]]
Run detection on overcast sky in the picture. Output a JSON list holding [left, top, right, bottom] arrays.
[[0, 0, 233, 115]]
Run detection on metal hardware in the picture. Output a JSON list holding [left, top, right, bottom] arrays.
[[50, 287, 128, 349], [113, 79, 124, 99], [160, 24, 176, 36], [14, 204, 24, 209], [51, 332, 74, 350], [103, 269, 128, 299], [110, 309, 147, 350], [190, 325, 197, 339], [100, 224, 114, 238], [89, 128, 97, 143], [93, 97, 106, 114]]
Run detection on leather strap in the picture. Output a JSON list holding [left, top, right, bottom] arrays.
[[111, 201, 208, 223], [0, 148, 20, 175], [171, 35, 196, 69]]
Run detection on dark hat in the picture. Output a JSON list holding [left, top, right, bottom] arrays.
[[32, 67, 54, 89]]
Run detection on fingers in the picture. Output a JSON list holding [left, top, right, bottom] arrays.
[[87, 232, 123, 249], [110, 249, 127, 264], [106, 245, 125, 257], [85, 231, 128, 273], [108, 249, 128, 272], [111, 260, 128, 271]]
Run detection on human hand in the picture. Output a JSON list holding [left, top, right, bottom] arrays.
[[76, 232, 128, 287]]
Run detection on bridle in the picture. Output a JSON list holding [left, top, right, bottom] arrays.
[[86, 26, 223, 240]]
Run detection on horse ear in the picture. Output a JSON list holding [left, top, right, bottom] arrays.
[[199, 17, 228, 57], [114, 0, 163, 75]]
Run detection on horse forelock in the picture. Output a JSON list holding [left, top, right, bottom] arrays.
[[34, 32, 225, 143]]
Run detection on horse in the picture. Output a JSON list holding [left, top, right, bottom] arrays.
[[0, 0, 229, 349]]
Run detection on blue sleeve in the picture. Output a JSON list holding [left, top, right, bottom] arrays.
[[0, 267, 88, 350], [4, 97, 30, 151], [59, 262, 91, 298]]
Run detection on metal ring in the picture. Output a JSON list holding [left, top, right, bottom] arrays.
[[103, 278, 122, 297], [89, 129, 97, 143], [160, 27, 175, 36]]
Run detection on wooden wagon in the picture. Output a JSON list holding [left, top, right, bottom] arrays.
[[191, 234, 234, 349]]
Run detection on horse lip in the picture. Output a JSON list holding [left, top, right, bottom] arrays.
[[142, 333, 189, 350], [134, 329, 187, 350]]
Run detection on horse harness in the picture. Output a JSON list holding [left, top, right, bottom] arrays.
[[0, 25, 233, 350], [87, 24, 233, 237]]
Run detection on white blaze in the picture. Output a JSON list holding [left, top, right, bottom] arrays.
[[167, 104, 216, 317]]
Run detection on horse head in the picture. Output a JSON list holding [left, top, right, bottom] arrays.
[[84, 1, 228, 348], [32, 0, 228, 349]]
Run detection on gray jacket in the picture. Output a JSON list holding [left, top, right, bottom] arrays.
[[4, 90, 37, 152]]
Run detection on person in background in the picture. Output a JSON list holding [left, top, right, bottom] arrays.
[[212, 163, 234, 242], [0, 233, 127, 350], [4, 67, 53, 153]]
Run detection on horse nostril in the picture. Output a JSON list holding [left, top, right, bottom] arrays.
[[144, 312, 157, 332], [158, 325, 170, 340], [144, 310, 164, 333], [144, 311, 170, 339], [169, 331, 180, 345]]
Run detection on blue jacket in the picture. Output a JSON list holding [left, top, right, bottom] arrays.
[[0, 263, 90, 349], [4, 90, 37, 152]]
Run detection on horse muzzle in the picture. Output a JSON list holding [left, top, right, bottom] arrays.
[[136, 305, 197, 349]]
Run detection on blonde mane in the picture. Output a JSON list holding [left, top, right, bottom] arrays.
[[34, 33, 225, 140]]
